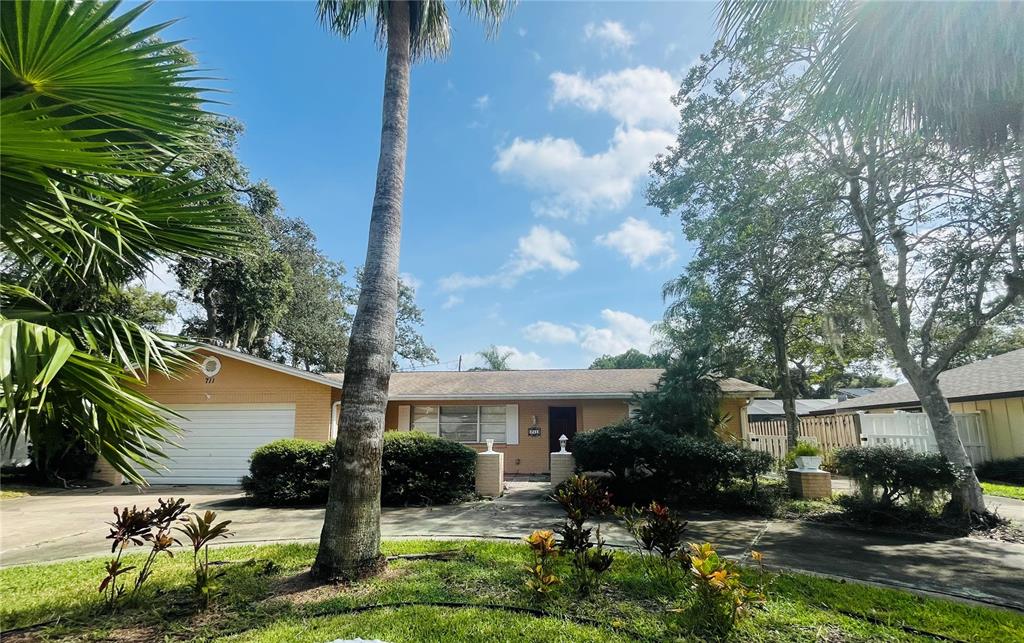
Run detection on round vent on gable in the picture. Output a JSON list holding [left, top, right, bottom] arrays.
[[200, 355, 222, 378]]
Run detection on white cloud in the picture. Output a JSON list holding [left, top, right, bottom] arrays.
[[517, 27, 527, 37], [495, 345, 550, 369], [474, 94, 490, 110], [510, 225, 580, 275], [493, 66, 677, 220], [399, 272, 422, 292], [584, 20, 634, 52], [550, 67, 678, 129], [494, 127, 673, 219], [441, 294, 463, 310], [439, 226, 579, 293], [595, 217, 676, 268], [578, 309, 655, 355], [523, 321, 578, 344]]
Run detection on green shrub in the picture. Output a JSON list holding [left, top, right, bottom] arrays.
[[242, 433, 477, 506], [381, 432, 476, 505], [241, 439, 333, 505], [783, 440, 822, 470], [834, 445, 958, 508], [573, 421, 772, 505], [976, 457, 1024, 485]]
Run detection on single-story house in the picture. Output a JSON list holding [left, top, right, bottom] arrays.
[[747, 398, 839, 423], [810, 348, 1024, 460], [117, 345, 771, 484]]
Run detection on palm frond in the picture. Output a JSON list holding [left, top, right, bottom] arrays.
[[316, 0, 514, 61], [1, 0, 243, 287], [0, 318, 181, 482], [717, 0, 826, 46], [0, 0, 240, 481], [818, 2, 1024, 148]]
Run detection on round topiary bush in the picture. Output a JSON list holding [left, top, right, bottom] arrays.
[[241, 439, 333, 506], [381, 432, 477, 506]]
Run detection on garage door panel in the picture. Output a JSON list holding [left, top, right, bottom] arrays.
[[147, 404, 295, 485]]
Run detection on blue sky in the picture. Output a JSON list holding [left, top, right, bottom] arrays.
[[141, 1, 720, 370]]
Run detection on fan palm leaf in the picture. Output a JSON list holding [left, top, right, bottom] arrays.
[[717, 0, 1024, 147], [1, 0, 243, 482]]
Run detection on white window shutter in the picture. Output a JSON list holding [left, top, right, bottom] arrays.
[[398, 405, 411, 431], [505, 404, 519, 445]]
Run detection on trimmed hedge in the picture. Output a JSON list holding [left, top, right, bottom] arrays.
[[241, 433, 477, 506], [572, 421, 772, 505], [241, 439, 332, 506], [381, 432, 477, 505], [976, 457, 1024, 485], [834, 444, 958, 507]]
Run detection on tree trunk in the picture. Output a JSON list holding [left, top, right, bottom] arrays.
[[770, 324, 799, 448], [312, 0, 411, 581], [844, 168, 987, 515], [907, 373, 987, 516]]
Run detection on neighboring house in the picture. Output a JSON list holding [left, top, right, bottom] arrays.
[[120, 345, 770, 484], [747, 399, 839, 423], [811, 348, 1024, 460], [836, 387, 890, 401]]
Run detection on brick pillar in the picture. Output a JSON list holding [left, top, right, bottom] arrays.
[[787, 468, 832, 500], [550, 452, 575, 489], [475, 450, 504, 498], [92, 458, 125, 487]]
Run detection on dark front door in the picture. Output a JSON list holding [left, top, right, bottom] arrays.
[[549, 407, 577, 453]]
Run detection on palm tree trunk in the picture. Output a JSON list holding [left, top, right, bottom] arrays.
[[312, 0, 411, 581]]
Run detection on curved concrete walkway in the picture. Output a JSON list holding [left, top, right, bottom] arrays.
[[2, 482, 1022, 610]]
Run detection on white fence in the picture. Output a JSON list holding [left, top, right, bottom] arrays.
[[748, 411, 992, 466], [858, 411, 992, 465]]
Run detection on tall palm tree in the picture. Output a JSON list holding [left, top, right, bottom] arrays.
[[312, 0, 513, 580], [1, 0, 241, 480], [717, 1, 1024, 148]]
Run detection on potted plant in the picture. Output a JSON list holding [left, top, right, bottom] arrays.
[[791, 441, 822, 471]]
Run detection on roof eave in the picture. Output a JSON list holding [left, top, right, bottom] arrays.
[[192, 344, 343, 389]]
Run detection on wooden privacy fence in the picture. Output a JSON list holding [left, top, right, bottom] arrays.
[[748, 411, 992, 466], [748, 415, 860, 461]]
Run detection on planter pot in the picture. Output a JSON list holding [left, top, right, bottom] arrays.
[[794, 456, 822, 471]]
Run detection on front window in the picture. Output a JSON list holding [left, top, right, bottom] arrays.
[[413, 404, 506, 444]]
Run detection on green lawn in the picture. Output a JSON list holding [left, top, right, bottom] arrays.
[[982, 481, 1024, 501], [1, 540, 1020, 642]]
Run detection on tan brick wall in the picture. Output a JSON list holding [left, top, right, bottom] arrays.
[[579, 399, 630, 432], [475, 452, 504, 497], [140, 349, 335, 441], [787, 469, 832, 499], [550, 452, 575, 487]]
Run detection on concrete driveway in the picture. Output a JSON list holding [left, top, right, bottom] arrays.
[[2, 483, 1023, 610]]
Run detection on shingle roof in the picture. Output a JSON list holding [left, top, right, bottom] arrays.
[[323, 369, 771, 401], [748, 399, 840, 416], [812, 348, 1024, 414]]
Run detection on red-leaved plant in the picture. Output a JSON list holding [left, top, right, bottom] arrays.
[[99, 498, 189, 608]]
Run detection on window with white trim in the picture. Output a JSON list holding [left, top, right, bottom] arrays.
[[411, 404, 507, 444]]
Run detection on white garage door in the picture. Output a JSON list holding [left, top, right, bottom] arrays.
[[148, 404, 296, 485]]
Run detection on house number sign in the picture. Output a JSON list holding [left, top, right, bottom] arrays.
[[528, 426, 541, 437]]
